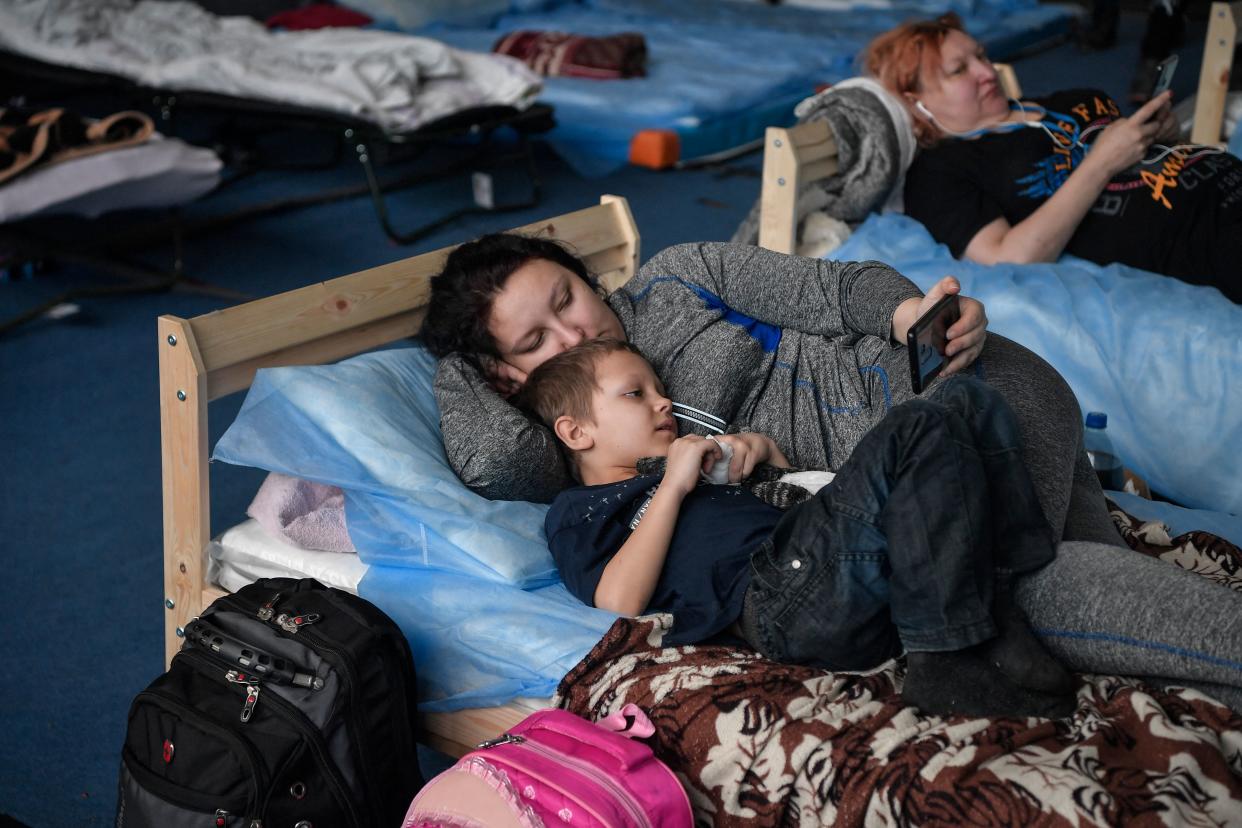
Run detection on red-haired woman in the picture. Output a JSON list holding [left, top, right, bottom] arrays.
[[864, 14, 1241, 300]]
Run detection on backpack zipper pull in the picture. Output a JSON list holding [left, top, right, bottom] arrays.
[[276, 612, 321, 634], [225, 669, 258, 686], [240, 684, 261, 724], [214, 809, 229, 826], [256, 592, 283, 622], [477, 733, 524, 749]]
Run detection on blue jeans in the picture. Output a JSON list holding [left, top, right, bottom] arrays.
[[740, 376, 1054, 670]]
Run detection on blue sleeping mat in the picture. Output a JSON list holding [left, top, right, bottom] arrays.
[[831, 213, 1242, 517], [395, 0, 1076, 176]]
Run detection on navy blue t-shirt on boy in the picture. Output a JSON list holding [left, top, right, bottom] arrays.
[[544, 474, 780, 645]]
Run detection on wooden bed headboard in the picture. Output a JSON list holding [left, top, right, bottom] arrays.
[[1192, 1, 1240, 148], [156, 196, 638, 751], [758, 65, 1020, 254]]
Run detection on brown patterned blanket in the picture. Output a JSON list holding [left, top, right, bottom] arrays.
[[554, 505, 1242, 826]]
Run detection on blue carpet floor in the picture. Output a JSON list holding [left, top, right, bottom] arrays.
[[0, 8, 1210, 825]]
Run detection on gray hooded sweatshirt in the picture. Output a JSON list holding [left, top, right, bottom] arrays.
[[434, 242, 921, 503]]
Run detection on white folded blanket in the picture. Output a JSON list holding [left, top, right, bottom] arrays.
[[0, 0, 541, 132]]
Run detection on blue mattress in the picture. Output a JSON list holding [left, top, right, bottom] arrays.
[[830, 214, 1242, 516], [375, 0, 1076, 175]]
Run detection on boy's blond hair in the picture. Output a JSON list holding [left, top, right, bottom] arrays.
[[518, 338, 646, 432]]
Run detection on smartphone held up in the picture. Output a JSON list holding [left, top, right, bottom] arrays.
[[1149, 54, 1178, 99], [907, 293, 961, 394]]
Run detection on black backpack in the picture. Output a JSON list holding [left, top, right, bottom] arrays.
[[117, 578, 423, 827]]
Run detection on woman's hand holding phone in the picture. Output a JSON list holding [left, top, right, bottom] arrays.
[[918, 276, 987, 377], [1088, 94, 1170, 176]]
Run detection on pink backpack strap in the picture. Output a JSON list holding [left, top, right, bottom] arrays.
[[595, 703, 656, 739]]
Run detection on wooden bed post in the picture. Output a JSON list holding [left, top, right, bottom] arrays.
[[759, 122, 838, 255], [599, 194, 640, 291], [158, 315, 210, 667], [1192, 2, 1240, 148]]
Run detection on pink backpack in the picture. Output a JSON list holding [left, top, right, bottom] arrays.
[[403, 705, 692, 828]]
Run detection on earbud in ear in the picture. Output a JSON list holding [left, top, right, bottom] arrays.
[[915, 100, 937, 121]]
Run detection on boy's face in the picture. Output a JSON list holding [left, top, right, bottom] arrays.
[[580, 350, 677, 471]]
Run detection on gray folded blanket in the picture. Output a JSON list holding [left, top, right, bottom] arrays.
[[732, 78, 914, 249]]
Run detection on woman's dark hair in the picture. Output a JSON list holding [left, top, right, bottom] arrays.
[[421, 233, 595, 360]]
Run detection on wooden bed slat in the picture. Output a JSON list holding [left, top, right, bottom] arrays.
[[207, 308, 428, 401], [1192, 2, 1240, 147], [759, 122, 839, 255], [183, 199, 639, 386], [160, 195, 639, 757]]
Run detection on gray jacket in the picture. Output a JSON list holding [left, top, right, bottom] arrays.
[[732, 84, 908, 246], [435, 242, 922, 502]]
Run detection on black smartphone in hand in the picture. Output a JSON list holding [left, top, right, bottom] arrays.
[[1150, 54, 1178, 98], [907, 293, 961, 394]]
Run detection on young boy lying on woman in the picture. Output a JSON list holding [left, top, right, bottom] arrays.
[[517, 338, 1077, 719]]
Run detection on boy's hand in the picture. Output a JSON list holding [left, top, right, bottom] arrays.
[[714, 433, 788, 481], [662, 435, 722, 497]]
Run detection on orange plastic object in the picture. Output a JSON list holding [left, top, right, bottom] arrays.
[[628, 129, 680, 169]]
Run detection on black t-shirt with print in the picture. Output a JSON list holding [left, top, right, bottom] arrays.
[[545, 474, 779, 645], [903, 88, 1242, 279]]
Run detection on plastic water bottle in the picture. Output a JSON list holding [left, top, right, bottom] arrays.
[[1084, 412, 1125, 491]]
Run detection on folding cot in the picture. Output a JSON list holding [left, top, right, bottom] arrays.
[[0, 0, 556, 247], [0, 46, 554, 247]]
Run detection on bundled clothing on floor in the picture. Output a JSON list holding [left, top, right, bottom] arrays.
[[492, 30, 647, 79]]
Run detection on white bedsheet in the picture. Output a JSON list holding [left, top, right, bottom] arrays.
[[0, 134, 220, 223], [0, 0, 540, 133], [209, 517, 369, 595]]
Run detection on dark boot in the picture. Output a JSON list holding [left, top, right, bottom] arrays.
[[985, 578, 1076, 695], [903, 648, 1076, 719]]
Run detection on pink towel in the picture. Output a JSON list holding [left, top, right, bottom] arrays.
[[247, 472, 355, 553]]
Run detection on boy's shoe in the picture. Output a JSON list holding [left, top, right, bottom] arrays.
[[986, 602, 1077, 695], [903, 649, 1076, 719]]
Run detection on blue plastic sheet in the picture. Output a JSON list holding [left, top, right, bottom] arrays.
[[359, 566, 616, 711], [213, 347, 557, 586], [832, 214, 1242, 515]]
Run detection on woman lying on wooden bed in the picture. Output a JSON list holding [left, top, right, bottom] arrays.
[[422, 232, 1242, 710], [864, 13, 1242, 301]]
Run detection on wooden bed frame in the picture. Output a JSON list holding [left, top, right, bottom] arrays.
[[157, 195, 640, 758], [1192, 1, 1241, 148], [758, 64, 1021, 254]]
